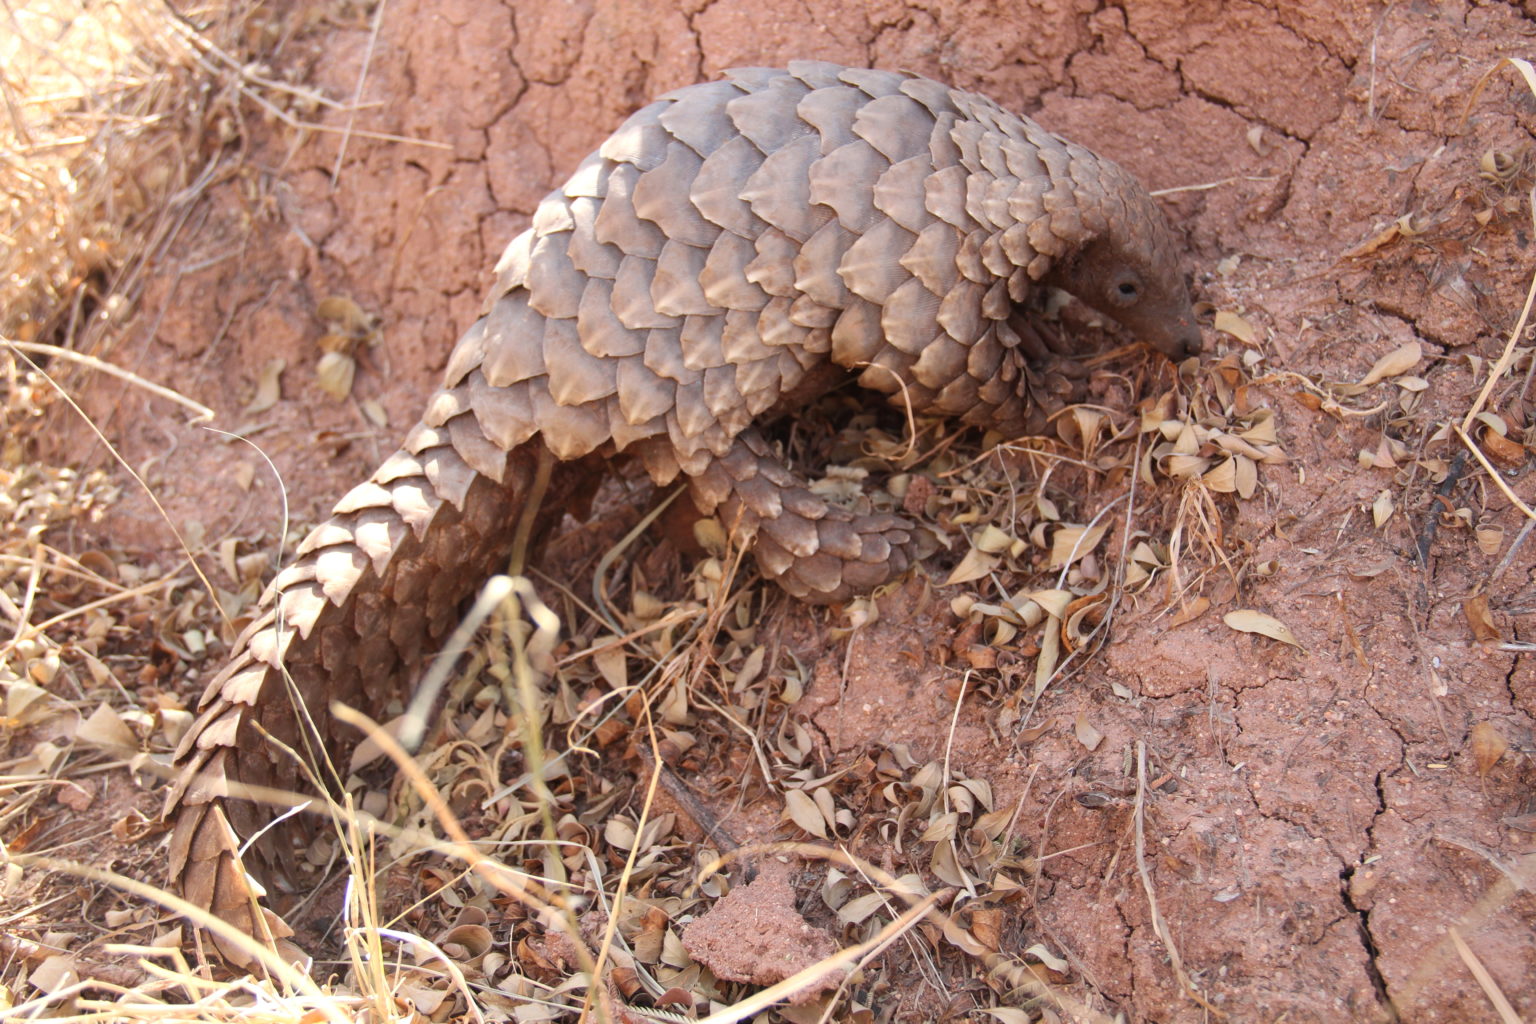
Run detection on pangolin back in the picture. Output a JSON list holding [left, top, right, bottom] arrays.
[[165, 61, 1198, 965]]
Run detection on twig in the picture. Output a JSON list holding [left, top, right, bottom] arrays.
[[2, 338, 215, 422], [330, 0, 388, 188], [1490, 518, 1535, 581], [401, 575, 515, 751], [1455, 424, 1535, 520], [1448, 928, 1523, 1024], [1150, 175, 1279, 197], [1134, 741, 1226, 1017]]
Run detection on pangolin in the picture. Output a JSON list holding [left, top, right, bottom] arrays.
[[163, 61, 1200, 964]]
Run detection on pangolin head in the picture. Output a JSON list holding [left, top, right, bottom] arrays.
[[1041, 155, 1203, 361]]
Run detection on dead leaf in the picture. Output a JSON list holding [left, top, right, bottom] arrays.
[[245, 357, 285, 414], [1061, 593, 1107, 651], [1372, 490, 1394, 528], [26, 954, 79, 993], [1048, 520, 1110, 569], [593, 641, 627, 690], [1235, 454, 1258, 498], [1018, 719, 1053, 743], [1202, 457, 1238, 493], [944, 546, 1000, 586], [360, 398, 389, 428], [1469, 722, 1508, 777], [436, 922, 494, 960], [317, 294, 369, 330], [1479, 424, 1527, 470], [77, 702, 138, 754], [1025, 943, 1070, 973], [980, 1009, 1035, 1024], [1223, 609, 1302, 648], [1214, 310, 1258, 345], [784, 789, 828, 839], [1463, 594, 1500, 643], [1475, 524, 1504, 555], [316, 351, 356, 400], [5, 681, 56, 725], [1344, 221, 1404, 258], [1171, 596, 1210, 627], [969, 907, 1004, 951], [1357, 342, 1421, 386], [837, 892, 886, 926], [1073, 714, 1104, 751]]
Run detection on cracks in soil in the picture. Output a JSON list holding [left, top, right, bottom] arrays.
[[1175, 75, 1312, 157], [1340, 769, 1397, 1020]]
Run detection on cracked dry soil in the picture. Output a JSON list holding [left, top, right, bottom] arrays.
[[26, 0, 1536, 1020]]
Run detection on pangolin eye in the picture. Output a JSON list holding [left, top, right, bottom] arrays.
[[1111, 273, 1142, 305]]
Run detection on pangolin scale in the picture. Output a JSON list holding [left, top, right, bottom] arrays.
[[163, 61, 1200, 964]]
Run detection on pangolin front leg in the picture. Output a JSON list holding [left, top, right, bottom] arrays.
[[164, 60, 1202, 965]]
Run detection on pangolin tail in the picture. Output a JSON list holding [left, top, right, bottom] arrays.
[[163, 402, 593, 967]]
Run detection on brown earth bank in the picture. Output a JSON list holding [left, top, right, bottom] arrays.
[[7, 0, 1536, 1021]]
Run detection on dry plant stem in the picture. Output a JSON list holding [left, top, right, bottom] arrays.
[[505, 579, 570, 870], [375, 930, 489, 1024], [0, 550, 129, 589], [1134, 741, 1226, 1018], [1459, 227, 1536, 434], [4, 348, 226, 639], [583, 700, 668, 1021], [10, 544, 42, 645], [202, 424, 292, 622], [508, 446, 557, 578], [851, 359, 919, 461], [3, 854, 338, 1016], [590, 484, 686, 632], [329, 0, 388, 187], [1393, 850, 1536, 1014], [1447, 929, 1523, 1024], [1453, 424, 1535, 520], [3, 339, 215, 421], [401, 574, 516, 751], [327, 703, 607, 986], [1149, 174, 1279, 196]]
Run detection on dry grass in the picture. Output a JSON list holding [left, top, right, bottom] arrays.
[[5, 0, 206, 347]]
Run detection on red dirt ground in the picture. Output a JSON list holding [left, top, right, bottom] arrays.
[[10, 1, 1536, 1021]]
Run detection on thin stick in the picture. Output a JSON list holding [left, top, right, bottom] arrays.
[[3, 338, 215, 421], [1448, 928, 1523, 1024], [3, 347, 225, 627], [330, 0, 388, 188], [1455, 424, 1535, 520], [400, 574, 515, 751], [1459, 220, 1536, 435], [0, 573, 191, 654], [1134, 741, 1227, 1017]]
